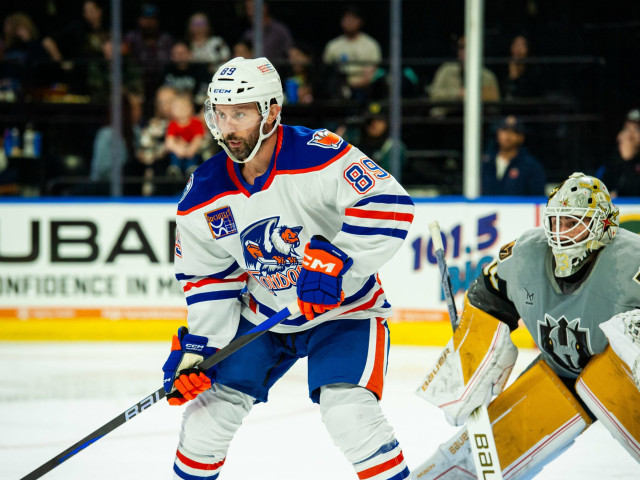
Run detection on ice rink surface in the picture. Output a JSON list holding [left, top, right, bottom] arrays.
[[2, 342, 638, 480]]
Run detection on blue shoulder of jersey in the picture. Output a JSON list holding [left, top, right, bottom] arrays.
[[276, 125, 350, 172], [177, 151, 239, 213]]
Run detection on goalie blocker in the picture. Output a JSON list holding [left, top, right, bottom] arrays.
[[413, 330, 640, 479]]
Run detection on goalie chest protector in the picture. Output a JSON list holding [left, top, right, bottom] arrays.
[[496, 228, 640, 379]]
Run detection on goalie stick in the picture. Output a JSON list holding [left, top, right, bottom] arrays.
[[428, 221, 503, 480], [19, 300, 301, 480]]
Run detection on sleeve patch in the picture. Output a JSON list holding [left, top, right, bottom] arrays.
[[498, 240, 516, 261], [634, 267, 640, 287]]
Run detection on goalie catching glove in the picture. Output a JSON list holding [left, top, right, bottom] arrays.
[[162, 327, 218, 406], [600, 308, 640, 390], [296, 235, 353, 321]]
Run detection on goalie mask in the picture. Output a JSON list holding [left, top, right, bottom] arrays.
[[204, 57, 284, 163], [543, 172, 619, 277]]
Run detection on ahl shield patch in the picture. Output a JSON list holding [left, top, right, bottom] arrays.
[[205, 206, 237, 239]]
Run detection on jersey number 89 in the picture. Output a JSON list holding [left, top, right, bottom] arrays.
[[343, 158, 389, 194]]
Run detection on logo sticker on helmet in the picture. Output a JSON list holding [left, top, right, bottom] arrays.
[[257, 63, 275, 74]]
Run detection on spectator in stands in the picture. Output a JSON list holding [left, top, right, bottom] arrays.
[[428, 35, 500, 115], [1, 12, 55, 95], [232, 39, 253, 59], [42, 0, 108, 62], [138, 85, 176, 171], [501, 34, 543, 99], [186, 12, 230, 71], [124, 3, 174, 104], [481, 115, 546, 196], [165, 92, 204, 179], [284, 43, 315, 104], [601, 108, 640, 197], [161, 42, 209, 105], [340, 103, 406, 174], [87, 33, 143, 103], [242, 0, 293, 62], [322, 5, 382, 103], [90, 93, 141, 186]]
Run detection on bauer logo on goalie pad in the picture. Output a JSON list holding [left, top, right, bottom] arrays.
[[205, 206, 237, 240], [307, 129, 343, 149]]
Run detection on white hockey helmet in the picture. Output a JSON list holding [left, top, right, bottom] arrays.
[[543, 172, 619, 277], [204, 57, 284, 163]]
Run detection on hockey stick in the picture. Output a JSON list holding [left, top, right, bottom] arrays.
[[19, 300, 300, 480], [428, 221, 503, 480]]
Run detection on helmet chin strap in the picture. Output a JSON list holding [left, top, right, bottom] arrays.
[[218, 112, 279, 164]]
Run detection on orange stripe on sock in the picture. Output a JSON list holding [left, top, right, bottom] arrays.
[[357, 451, 405, 479], [176, 450, 225, 471]]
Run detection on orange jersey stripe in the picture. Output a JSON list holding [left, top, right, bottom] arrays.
[[344, 288, 385, 315], [177, 190, 243, 216], [277, 144, 353, 175], [183, 273, 248, 292], [344, 208, 414, 223]]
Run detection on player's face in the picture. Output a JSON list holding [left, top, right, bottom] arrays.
[[214, 104, 263, 161], [549, 215, 589, 244]]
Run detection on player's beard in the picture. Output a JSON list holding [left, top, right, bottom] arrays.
[[223, 126, 260, 161]]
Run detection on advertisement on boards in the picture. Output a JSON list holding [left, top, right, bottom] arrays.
[[0, 199, 638, 342]]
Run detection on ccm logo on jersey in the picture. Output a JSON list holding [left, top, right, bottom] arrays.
[[307, 129, 343, 149]]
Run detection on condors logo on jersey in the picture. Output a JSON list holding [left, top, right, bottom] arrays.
[[307, 129, 343, 149], [537, 314, 594, 375], [241, 217, 303, 295]]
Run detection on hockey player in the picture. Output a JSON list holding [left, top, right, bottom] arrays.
[[413, 172, 640, 479], [163, 56, 413, 480]]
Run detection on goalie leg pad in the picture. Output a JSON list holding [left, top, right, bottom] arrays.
[[174, 383, 254, 479], [413, 360, 591, 480], [416, 296, 518, 426], [491, 359, 592, 479], [320, 384, 410, 479], [576, 345, 640, 462]]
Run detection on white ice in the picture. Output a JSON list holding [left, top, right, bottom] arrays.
[[1, 342, 638, 480]]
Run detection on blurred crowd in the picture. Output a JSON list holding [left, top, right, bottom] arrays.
[[0, 0, 638, 197]]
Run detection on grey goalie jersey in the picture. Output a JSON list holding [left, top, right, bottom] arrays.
[[471, 227, 640, 379]]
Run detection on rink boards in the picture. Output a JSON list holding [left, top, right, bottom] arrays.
[[1, 197, 639, 347]]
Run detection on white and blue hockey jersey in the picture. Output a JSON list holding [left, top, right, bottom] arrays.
[[174, 125, 415, 348]]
